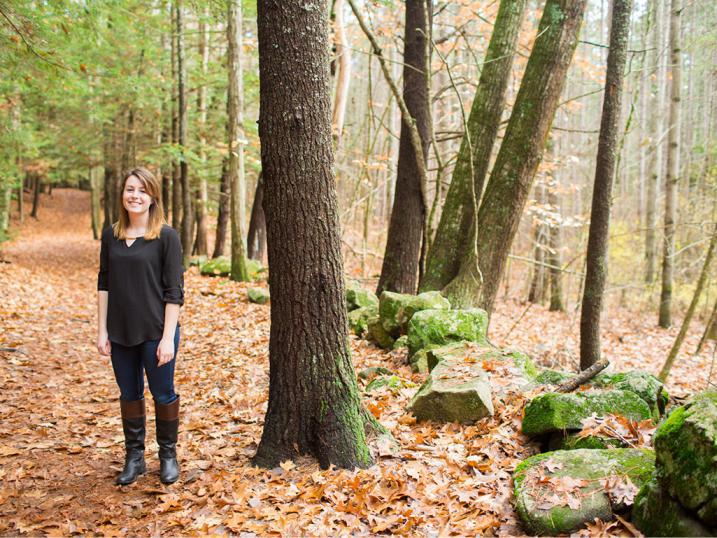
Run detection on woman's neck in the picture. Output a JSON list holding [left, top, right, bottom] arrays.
[[127, 213, 150, 236]]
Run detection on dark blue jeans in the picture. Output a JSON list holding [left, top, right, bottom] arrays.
[[110, 329, 179, 405]]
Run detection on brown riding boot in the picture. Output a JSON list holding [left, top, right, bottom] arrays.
[[116, 398, 146, 485], [155, 397, 180, 484]]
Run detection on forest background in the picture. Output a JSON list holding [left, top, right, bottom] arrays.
[[1, 0, 717, 535], [1, 0, 715, 335]]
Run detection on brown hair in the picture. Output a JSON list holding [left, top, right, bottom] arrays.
[[113, 167, 166, 240]]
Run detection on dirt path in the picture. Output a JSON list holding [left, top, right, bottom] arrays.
[[0, 189, 712, 535]]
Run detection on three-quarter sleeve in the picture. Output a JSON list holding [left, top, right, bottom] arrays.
[[161, 226, 185, 306], [98, 228, 110, 291]]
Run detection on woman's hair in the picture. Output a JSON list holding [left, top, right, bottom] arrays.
[[113, 167, 166, 240]]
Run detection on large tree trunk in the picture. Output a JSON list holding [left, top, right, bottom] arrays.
[[420, 0, 528, 292], [580, 0, 633, 370], [253, 0, 374, 470], [194, 8, 210, 256], [176, 0, 193, 265], [443, 0, 588, 313], [547, 174, 565, 312], [659, 0, 682, 328], [376, 0, 431, 295], [247, 173, 267, 261], [227, 0, 249, 281]]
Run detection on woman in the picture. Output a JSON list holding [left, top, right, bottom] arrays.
[[97, 167, 184, 486]]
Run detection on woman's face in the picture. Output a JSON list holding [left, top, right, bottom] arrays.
[[122, 175, 153, 217]]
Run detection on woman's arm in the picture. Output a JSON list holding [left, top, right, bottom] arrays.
[[156, 303, 180, 366], [97, 290, 111, 356]]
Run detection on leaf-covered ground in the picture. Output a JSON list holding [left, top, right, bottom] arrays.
[[0, 190, 712, 536]]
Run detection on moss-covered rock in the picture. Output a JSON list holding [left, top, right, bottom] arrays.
[[367, 314, 395, 349], [357, 366, 394, 381], [406, 308, 488, 357], [593, 371, 668, 419], [199, 257, 265, 279], [365, 375, 414, 394], [632, 474, 715, 537], [393, 335, 408, 350], [189, 255, 208, 267], [654, 391, 717, 525], [378, 291, 450, 338], [536, 369, 574, 385], [345, 283, 379, 312], [348, 305, 376, 337], [247, 287, 270, 304], [514, 448, 655, 536], [407, 358, 492, 423], [548, 431, 624, 451], [522, 390, 653, 437], [410, 349, 429, 373]]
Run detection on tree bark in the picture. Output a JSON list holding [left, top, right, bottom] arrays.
[[331, 0, 351, 147], [171, 3, 181, 231], [580, 0, 633, 370], [548, 177, 565, 311], [659, 0, 682, 328], [420, 0, 528, 292], [644, 0, 665, 284], [247, 173, 267, 261], [253, 0, 374, 470], [227, 0, 249, 281], [176, 0, 193, 265], [213, 159, 230, 258], [443, 0, 588, 313], [194, 8, 210, 257], [659, 222, 717, 381], [30, 173, 40, 219], [376, 0, 432, 295], [90, 165, 101, 240], [695, 299, 717, 356]]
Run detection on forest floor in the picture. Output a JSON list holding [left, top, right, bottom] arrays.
[[0, 189, 713, 536]]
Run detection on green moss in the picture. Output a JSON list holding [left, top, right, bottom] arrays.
[[345, 283, 378, 311], [378, 291, 450, 338], [654, 391, 717, 520], [348, 305, 376, 337], [406, 308, 488, 356], [247, 287, 270, 304], [632, 474, 715, 536], [593, 371, 668, 418], [366, 314, 395, 349], [548, 432, 623, 451], [536, 369, 574, 385], [200, 256, 265, 279], [522, 390, 653, 436], [513, 449, 656, 535]]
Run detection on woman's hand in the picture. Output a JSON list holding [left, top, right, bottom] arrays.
[[97, 331, 111, 356], [156, 337, 175, 367]]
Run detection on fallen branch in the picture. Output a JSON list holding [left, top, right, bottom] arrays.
[[556, 358, 609, 393]]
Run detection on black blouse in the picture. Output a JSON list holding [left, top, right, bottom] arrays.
[[98, 224, 184, 346]]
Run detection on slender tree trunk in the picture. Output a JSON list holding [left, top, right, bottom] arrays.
[[331, 0, 351, 147], [376, 0, 432, 295], [253, 0, 374, 470], [580, 0, 633, 370], [213, 160, 230, 258], [548, 174, 565, 311], [695, 299, 717, 356], [659, 222, 717, 381], [644, 0, 665, 283], [171, 3, 182, 231], [443, 0, 588, 313], [420, 0, 528, 292], [90, 165, 101, 240], [176, 0, 193, 265], [227, 0, 249, 281], [247, 172, 267, 261], [30, 173, 40, 219], [659, 0, 683, 328], [194, 8, 210, 256]]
